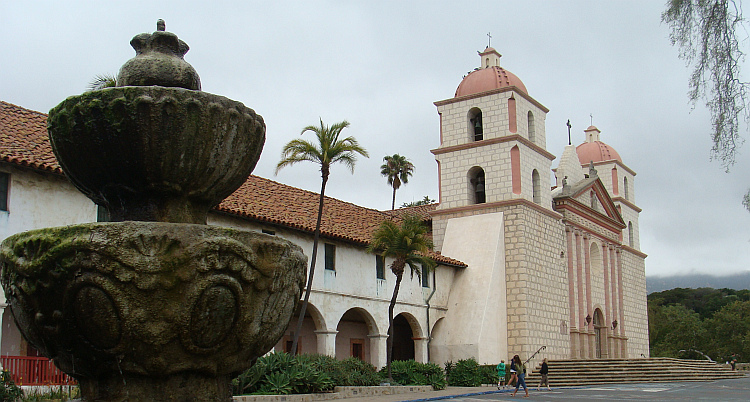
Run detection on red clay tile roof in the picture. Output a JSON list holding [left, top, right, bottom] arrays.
[[382, 203, 438, 220], [0, 100, 466, 268], [0, 101, 62, 174]]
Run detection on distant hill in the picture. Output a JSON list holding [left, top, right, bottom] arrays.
[[647, 272, 750, 294]]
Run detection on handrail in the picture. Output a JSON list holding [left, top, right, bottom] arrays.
[[525, 345, 546, 365], [678, 349, 714, 362]]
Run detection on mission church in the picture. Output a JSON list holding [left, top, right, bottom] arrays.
[[0, 47, 648, 370]]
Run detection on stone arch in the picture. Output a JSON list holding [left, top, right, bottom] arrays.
[[589, 240, 602, 278], [336, 307, 378, 362], [532, 169, 541, 204], [391, 311, 423, 362], [468, 108, 483, 141], [527, 111, 535, 143], [276, 302, 326, 355], [468, 166, 486, 204]]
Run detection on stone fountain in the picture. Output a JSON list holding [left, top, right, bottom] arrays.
[[0, 21, 306, 401]]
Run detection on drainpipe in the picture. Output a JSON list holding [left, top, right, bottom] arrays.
[[425, 268, 437, 363]]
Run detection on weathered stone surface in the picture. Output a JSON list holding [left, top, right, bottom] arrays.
[[0, 222, 306, 401], [47, 87, 266, 224], [118, 20, 201, 90]]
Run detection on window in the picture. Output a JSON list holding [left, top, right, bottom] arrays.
[[628, 222, 634, 247], [96, 205, 110, 222], [469, 167, 486, 204], [527, 111, 536, 143], [376, 255, 385, 279], [532, 169, 541, 204], [0, 172, 9, 211], [324, 243, 336, 271], [421, 266, 430, 288], [350, 339, 365, 360], [469, 108, 483, 141], [624, 177, 629, 200]]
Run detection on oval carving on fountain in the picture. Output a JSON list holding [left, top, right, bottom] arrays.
[[0, 223, 306, 399]]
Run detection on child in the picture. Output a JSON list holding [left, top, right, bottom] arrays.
[[496, 360, 506, 389]]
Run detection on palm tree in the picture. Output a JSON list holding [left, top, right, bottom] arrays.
[[276, 119, 368, 355], [380, 154, 414, 210], [87, 73, 117, 91], [366, 215, 436, 381]]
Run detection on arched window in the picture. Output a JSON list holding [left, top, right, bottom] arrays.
[[469, 167, 486, 204], [624, 177, 629, 200], [527, 111, 535, 143], [468, 108, 483, 141], [628, 222, 634, 247], [532, 169, 541, 204]]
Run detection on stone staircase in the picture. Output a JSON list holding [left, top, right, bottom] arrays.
[[522, 358, 745, 387]]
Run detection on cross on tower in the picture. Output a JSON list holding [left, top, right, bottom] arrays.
[[487, 32, 492, 48], [566, 119, 572, 145]]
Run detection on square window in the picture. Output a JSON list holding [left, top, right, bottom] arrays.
[[376, 255, 385, 280], [324, 243, 336, 271]]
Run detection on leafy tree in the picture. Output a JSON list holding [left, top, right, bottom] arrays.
[[366, 215, 435, 380], [704, 300, 750, 360], [401, 195, 436, 208], [648, 303, 705, 357], [276, 119, 369, 354], [662, 0, 750, 210], [380, 154, 415, 210]]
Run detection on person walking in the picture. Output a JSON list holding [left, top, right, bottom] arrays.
[[537, 358, 551, 391], [510, 355, 529, 397], [496, 359, 507, 389], [508, 356, 517, 387]]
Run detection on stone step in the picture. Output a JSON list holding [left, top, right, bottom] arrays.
[[515, 358, 745, 387]]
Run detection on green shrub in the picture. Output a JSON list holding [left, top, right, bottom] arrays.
[[478, 364, 498, 385], [445, 358, 482, 386], [0, 370, 22, 402], [385, 360, 446, 389], [232, 352, 335, 395]]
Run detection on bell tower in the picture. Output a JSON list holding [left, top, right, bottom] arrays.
[[430, 48, 555, 250]]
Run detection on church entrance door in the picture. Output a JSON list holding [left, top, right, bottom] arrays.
[[593, 309, 604, 358]]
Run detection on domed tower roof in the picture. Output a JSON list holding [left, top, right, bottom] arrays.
[[455, 47, 528, 97], [576, 126, 622, 164]]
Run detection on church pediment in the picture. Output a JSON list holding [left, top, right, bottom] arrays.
[[553, 175, 626, 231]]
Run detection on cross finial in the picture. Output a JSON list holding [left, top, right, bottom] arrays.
[[590, 113, 593, 126], [566, 119, 572, 145], [487, 32, 492, 48]]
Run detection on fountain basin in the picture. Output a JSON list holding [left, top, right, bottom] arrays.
[[0, 222, 305, 400], [47, 87, 266, 224]]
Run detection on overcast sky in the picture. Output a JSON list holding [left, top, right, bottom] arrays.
[[2, 1, 749, 278]]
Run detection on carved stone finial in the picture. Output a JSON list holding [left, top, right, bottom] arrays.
[[117, 21, 201, 90], [589, 161, 598, 178]]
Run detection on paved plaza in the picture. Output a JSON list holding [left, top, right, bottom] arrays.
[[351, 376, 750, 402]]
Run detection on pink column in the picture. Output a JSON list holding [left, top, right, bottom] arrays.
[[583, 234, 593, 332], [602, 243, 610, 324], [566, 226, 576, 329], [617, 247, 626, 357], [511, 145, 521, 195], [575, 230, 584, 330]]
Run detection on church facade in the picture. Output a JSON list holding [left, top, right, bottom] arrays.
[[0, 47, 648, 371], [428, 47, 648, 364]]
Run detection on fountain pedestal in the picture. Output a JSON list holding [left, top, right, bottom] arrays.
[[0, 21, 306, 401]]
